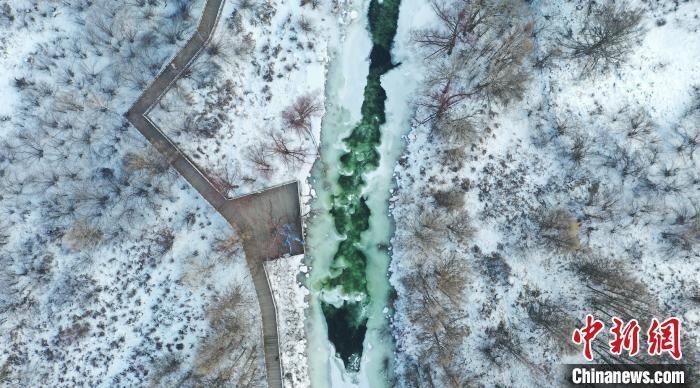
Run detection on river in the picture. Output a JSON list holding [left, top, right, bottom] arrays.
[[304, 0, 410, 386]]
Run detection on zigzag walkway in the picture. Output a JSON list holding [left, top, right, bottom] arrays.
[[126, 0, 304, 386]]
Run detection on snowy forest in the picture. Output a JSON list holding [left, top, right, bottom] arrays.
[[0, 0, 268, 386], [390, 0, 700, 386], [0, 0, 698, 387]]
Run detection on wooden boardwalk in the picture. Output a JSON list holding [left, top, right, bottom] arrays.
[[126, 0, 304, 386]]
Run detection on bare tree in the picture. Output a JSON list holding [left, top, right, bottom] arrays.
[[412, 0, 493, 58], [190, 286, 262, 386], [570, 256, 680, 365], [405, 206, 446, 255], [626, 108, 655, 141], [568, 134, 590, 165], [462, 23, 533, 105], [602, 143, 649, 180], [0, 3, 13, 27], [574, 255, 656, 324], [8, 132, 46, 163], [559, 3, 644, 75], [214, 231, 245, 256], [416, 22, 533, 124], [281, 93, 322, 142], [400, 253, 470, 386], [416, 60, 471, 125], [672, 125, 699, 161], [583, 181, 621, 222], [521, 288, 578, 355], [205, 37, 235, 64], [208, 164, 240, 198], [481, 321, 529, 368], [266, 131, 310, 169], [661, 203, 700, 253], [244, 143, 273, 176], [298, 15, 314, 33], [445, 209, 476, 243]]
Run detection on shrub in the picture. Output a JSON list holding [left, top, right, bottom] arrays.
[[57, 322, 91, 346], [122, 151, 169, 176], [300, 0, 320, 9], [434, 116, 478, 146], [538, 208, 580, 252], [433, 189, 464, 209], [62, 221, 104, 250], [440, 146, 466, 169], [149, 355, 183, 388], [152, 229, 175, 255], [236, 0, 259, 12], [0, 3, 13, 26], [480, 251, 511, 286], [0, 223, 7, 247]]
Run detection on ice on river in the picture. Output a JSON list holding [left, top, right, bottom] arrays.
[[305, 0, 422, 384]]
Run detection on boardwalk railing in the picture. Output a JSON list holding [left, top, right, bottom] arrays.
[[124, 0, 306, 386]]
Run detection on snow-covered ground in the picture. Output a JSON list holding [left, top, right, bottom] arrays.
[[266, 254, 310, 388], [148, 0, 344, 207], [390, 0, 700, 386], [0, 0, 270, 386]]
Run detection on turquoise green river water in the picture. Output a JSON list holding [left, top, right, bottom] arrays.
[[305, 0, 402, 384]]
